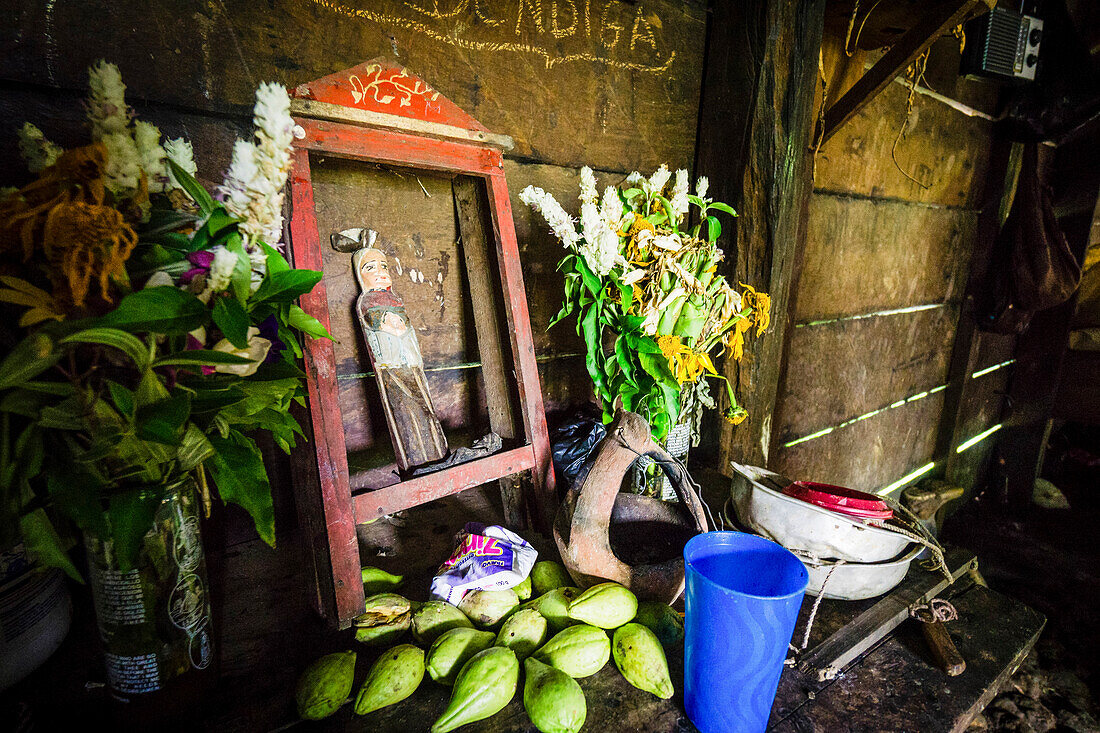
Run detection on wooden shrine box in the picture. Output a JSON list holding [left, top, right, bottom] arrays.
[[286, 60, 554, 627]]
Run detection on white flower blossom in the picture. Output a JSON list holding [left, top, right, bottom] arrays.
[[87, 60, 130, 140], [579, 228, 623, 278], [600, 185, 623, 229], [625, 171, 645, 188], [218, 83, 294, 248], [579, 166, 598, 205], [519, 185, 579, 249], [134, 120, 167, 193], [211, 326, 271, 377], [17, 123, 63, 174], [728, 290, 743, 314], [144, 271, 174, 288], [164, 137, 197, 189], [206, 246, 239, 294], [644, 164, 671, 198], [696, 176, 709, 199], [100, 131, 142, 197], [669, 168, 690, 221]]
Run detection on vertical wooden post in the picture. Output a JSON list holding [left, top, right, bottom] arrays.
[[694, 0, 826, 472], [935, 133, 1018, 485], [453, 175, 526, 528]]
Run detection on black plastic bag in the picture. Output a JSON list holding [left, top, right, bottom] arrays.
[[551, 412, 607, 490]]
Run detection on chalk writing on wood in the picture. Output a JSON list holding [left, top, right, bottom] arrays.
[[301, 0, 676, 72]]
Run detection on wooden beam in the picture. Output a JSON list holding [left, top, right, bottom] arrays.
[[935, 135, 1019, 485], [352, 445, 536, 520], [694, 0, 826, 470], [453, 176, 526, 528], [822, 0, 985, 143]]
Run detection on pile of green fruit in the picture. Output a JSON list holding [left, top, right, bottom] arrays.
[[295, 561, 686, 732]]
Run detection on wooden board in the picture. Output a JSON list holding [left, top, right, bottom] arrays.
[[772, 391, 944, 492], [797, 195, 974, 322], [774, 305, 958, 441], [771, 583, 1045, 732], [0, 0, 705, 173], [816, 35, 995, 208]]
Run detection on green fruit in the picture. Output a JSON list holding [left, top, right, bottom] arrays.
[[426, 628, 497, 686], [361, 565, 404, 594], [523, 657, 586, 733], [533, 624, 610, 678], [633, 601, 684, 646], [431, 647, 520, 733], [612, 623, 674, 699], [353, 593, 412, 646], [531, 561, 574, 596], [520, 587, 580, 632], [295, 650, 356, 720], [354, 644, 425, 715], [567, 582, 638, 629], [495, 608, 548, 660], [514, 575, 533, 601], [411, 601, 474, 645], [458, 588, 520, 629]]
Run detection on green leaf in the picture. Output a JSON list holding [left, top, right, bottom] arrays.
[[141, 208, 201, 239], [707, 202, 737, 217], [60, 328, 150, 370], [655, 195, 678, 232], [106, 381, 135, 417], [47, 467, 108, 538], [107, 487, 166, 572], [0, 332, 61, 390], [221, 233, 251, 304], [0, 389, 55, 417], [134, 368, 170, 409], [251, 270, 323, 305], [706, 216, 722, 243], [136, 393, 191, 445], [207, 430, 275, 547], [575, 257, 602, 300], [198, 209, 239, 241], [167, 159, 216, 215], [212, 296, 250, 348], [178, 424, 215, 471], [100, 287, 208, 334], [20, 509, 82, 582], [285, 304, 332, 340], [153, 350, 254, 368], [37, 397, 86, 430], [258, 241, 291, 274]]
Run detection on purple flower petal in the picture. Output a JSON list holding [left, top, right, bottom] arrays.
[[187, 250, 216, 268]]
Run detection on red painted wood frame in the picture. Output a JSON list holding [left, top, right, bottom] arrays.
[[288, 117, 555, 626]]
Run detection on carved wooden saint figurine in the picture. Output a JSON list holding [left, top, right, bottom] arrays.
[[353, 243, 448, 471]]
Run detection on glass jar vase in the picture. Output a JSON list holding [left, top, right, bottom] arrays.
[[84, 479, 214, 704]]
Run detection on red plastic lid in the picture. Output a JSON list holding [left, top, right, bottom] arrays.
[[781, 481, 894, 520]]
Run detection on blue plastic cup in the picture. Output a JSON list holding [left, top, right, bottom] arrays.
[[683, 532, 808, 733]]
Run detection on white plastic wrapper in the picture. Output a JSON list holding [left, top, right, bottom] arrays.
[[429, 523, 538, 604]]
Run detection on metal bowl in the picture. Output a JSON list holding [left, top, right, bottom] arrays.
[[795, 544, 922, 600], [730, 463, 911, 563]]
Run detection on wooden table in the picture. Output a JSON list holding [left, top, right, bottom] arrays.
[[316, 559, 1044, 733]]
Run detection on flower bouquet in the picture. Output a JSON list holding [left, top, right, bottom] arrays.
[[0, 61, 328, 696], [521, 165, 769, 468]]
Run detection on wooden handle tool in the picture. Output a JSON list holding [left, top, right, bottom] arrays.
[[914, 604, 966, 676]]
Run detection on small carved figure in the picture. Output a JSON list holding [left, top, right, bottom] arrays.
[[348, 231, 448, 471]]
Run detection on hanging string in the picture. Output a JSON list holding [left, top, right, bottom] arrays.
[[844, 0, 887, 57], [891, 49, 934, 190]]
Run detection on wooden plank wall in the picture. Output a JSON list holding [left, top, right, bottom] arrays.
[[770, 34, 1004, 495], [0, 2, 707, 726]]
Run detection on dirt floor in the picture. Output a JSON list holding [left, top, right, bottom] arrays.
[[944, 423, 1100, 733]]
